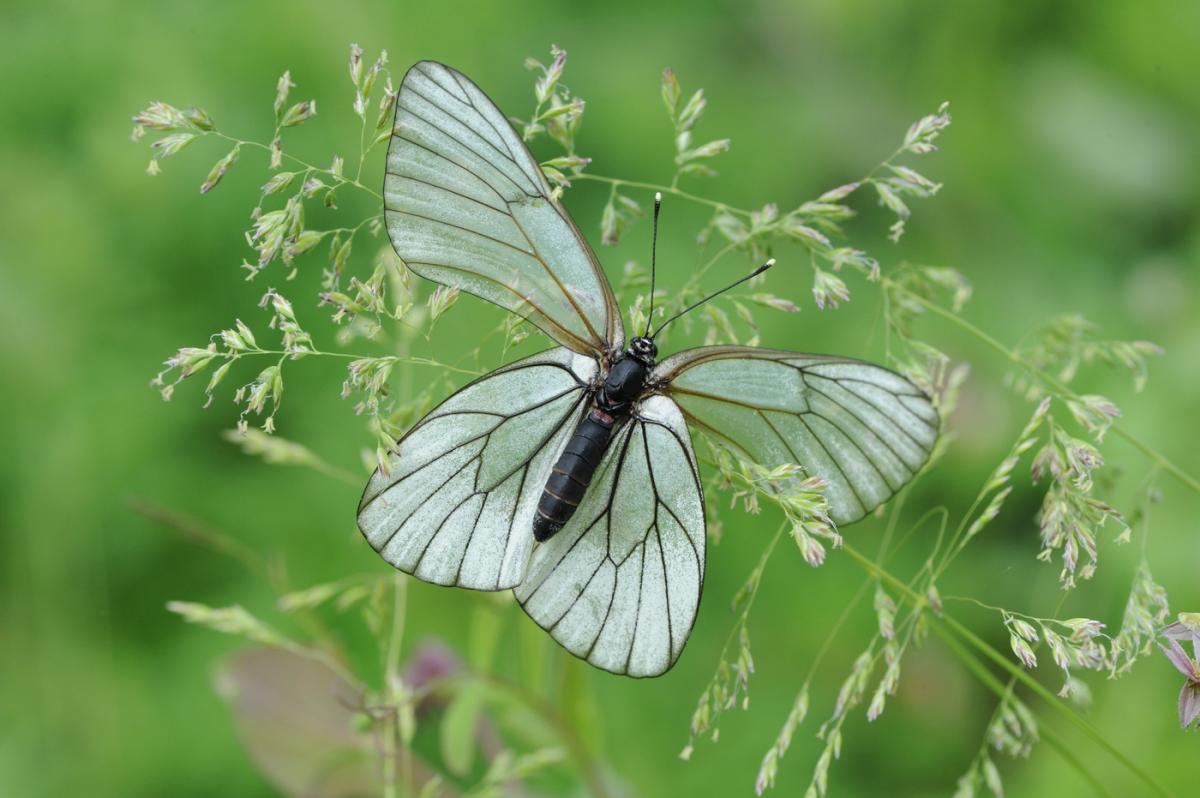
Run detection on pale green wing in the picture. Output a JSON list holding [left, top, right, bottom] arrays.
[[515, 395, 705, 678], [386, 61, 622, 357], [358, 348, 597, 591], [654, 347, 938, 525]]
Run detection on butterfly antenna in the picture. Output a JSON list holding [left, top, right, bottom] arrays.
[[652, 258, 776, 339], [644, 192, 663, 337]]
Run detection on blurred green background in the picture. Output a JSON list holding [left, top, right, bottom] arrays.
[[2, 0, 1198, 795]]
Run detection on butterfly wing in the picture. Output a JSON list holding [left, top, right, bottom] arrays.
[[358, 348, 597, 591], [386, 61, 622, 357], [515, 395, 705, 677], [654, 346, 938, 525]]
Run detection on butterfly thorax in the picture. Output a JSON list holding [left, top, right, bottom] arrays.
[[597, 343, 655, 411], [532, 338, 658, 542]]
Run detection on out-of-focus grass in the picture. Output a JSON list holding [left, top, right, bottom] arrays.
[[2, 0, 1198, 795]]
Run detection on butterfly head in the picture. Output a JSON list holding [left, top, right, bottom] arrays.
[[628, 336, 658, 365]]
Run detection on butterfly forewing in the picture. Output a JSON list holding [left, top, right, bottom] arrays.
[[515, 395, 705, 678], [655, 346, 939, 525], [358, 348, 597, 590], [385, 61, 622, 357]]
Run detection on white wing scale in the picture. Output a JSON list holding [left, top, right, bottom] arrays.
[[358, 348, 597, 590]]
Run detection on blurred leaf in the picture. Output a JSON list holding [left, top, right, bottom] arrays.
[[215, 647, 375, 798], [440, 681, 485, 777]]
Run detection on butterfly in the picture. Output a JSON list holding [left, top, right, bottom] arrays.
[[357, 61, 939, 677]]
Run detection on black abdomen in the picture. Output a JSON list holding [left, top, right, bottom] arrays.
[[533, 408, 616, 541]]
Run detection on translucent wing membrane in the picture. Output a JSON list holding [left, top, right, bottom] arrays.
[[655, 347, 938, 525], [386, 61, 622, 356], [515, 396, 705, 677], [358, 348, 598, 590]]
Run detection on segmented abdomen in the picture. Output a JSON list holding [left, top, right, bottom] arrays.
[[533, 407, 616, 542]]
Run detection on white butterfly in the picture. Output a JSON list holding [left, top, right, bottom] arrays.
[[357, 62, 938, 677]]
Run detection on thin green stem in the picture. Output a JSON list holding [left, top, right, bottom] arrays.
[[876, 485, 909, 561], [1111, 429, 1199, 494], [213, 131, 383, 200], [946, 614, 1173, 797], [863, 142, 909, 182], [355, 103, 369, 183], [685, 240, 741, 292], [575, 173, 749, 216], [1137, 471, 1158, 558], [719, 522, 787, 660], [130, 497, 364, 686], [329, 213, 382, 239], [943, 595, 1023, 616], [381, 573, 408, 798], [682, 521, 787, 756], [764, 498, 911, 786], [234, 348, 482, 377], [886, 281, 1200, 495], [457, 672, 614, 798], [1039, 727, 1117, 798], [932, 625, 1117, 798], [937, 480, 994, 575], [129, 497, 267, 581], [801, 578, 873, 690], [840, 541, 1173, 798], [577, 175, 772, 336], [306, 458, 361, 486], [884, 279, 1020, 364], [942, 595, 1089, 636]]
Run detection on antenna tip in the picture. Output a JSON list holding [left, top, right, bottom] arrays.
[[655, 191, 662, 202], [751, 258, 776, 276]]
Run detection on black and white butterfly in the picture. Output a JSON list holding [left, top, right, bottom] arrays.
[[357, 61, 938, 677]]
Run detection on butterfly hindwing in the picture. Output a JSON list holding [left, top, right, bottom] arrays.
[[515, 395, 705, 677], [358, 348, 597, 591], [385, 61, 623, 357], [655, 346, 938, 525]]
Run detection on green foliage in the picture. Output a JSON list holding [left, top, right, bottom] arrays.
[[9, 6, 1200, 798], [125, 39, 1198, 798]]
